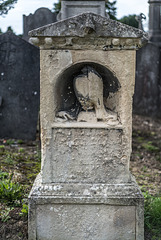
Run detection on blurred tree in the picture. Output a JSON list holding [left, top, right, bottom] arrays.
[[53, 0, 61, 14], [0, 0, 18, 16], [105, 0, 117, 20], [0, 28, 2, 33], [119, 14, 139, 28], [6, 25, 15, 33]]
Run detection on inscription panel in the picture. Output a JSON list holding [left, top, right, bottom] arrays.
[[42, 127, 129, 183]]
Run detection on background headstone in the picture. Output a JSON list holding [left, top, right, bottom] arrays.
[[134, 43, 161, 117], [0, 32, 40, 140], [148, 0, 161, 45], [23, 8, 57, 41], [134, 0, 161, 117], [59, 0, 106, 20]]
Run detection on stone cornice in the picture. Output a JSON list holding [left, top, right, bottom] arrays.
[[30, 174, 143, 204], [29, 12, 148, 50]]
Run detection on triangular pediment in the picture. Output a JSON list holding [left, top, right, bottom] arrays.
[[29, 12, 148, 41]]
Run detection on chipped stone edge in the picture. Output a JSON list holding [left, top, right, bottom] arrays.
[[28, 173, 144, 240], [51, 122, 123, 129], [29, 173, 144, 204]]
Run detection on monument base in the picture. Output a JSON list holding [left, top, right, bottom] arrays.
[[28, 174, 144, 240]]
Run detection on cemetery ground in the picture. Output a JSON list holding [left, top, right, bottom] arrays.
[[0, 114, 160, 240]]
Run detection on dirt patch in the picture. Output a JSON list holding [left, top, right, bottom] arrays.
[[0, 208, 28, 240]]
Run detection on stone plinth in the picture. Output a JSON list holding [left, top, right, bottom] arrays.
[[29, 174, 144, 240], [28, 12, 148, 240]]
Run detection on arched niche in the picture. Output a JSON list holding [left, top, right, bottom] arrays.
[[54, 62, 121, 119]]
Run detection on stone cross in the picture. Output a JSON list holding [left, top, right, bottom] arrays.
[[135, 13, 146, 31]]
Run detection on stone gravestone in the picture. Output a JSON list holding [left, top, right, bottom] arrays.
[[134, 0, 161, 117], [23, 8, 57, 41], [148, 0, 161, 45], [134, 43, 161, 117], [0, 32, 40, 140], [28, 7, 148, 240], [59, 0, 106, 20]]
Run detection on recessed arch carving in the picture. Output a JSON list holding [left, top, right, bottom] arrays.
[[55, 62, 121, 123]]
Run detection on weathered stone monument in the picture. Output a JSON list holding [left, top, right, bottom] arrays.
[[148, 0, 161, 44], [134, 43, 161, 116], [136, 13, 146, 30], [0, 32, 40, 140], [58, 0, 106, 20], [134, 0, 161, 117], [23, 8, 57, 41], [28, 1, 148, 239]]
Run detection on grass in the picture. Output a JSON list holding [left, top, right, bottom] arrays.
[[0, 140, 40, 240], [0, 207, 14, 222], [5, 140, 15, 145], [18, 148, 25, 153], [17, 140, 24, 144], [0, 145, 5, 155], [0, 169, 27, 226], [0, 143, 41, 185], [142, 141, 160, 152], [144, 192, 161, 239], [0, 135, 160, 239], [19, 202, 28, 217], [0, 171, 24, 206]]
